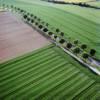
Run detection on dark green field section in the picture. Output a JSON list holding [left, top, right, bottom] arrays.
[[0, 45, 99, 99], [74, 84, 100, 100]]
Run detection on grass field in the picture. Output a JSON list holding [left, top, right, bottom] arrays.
[[0, 44, 100, 99], [1, 0, 100, 60], [87, 1, 100, 7], [0, 0, 100, 99], [53, 0, 92, 3]]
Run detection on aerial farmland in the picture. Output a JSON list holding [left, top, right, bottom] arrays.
[[0, 0, 100, 99]]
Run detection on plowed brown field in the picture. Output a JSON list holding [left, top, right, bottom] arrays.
[[0, 11, 50, 63]]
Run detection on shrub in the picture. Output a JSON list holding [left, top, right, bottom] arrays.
[[31, 19, 34, 23], [11, 5, 13, 9], [34, 16, 37, 19], [82, 53, 89, 60], [17, 8, 20, 11], [48, 32, 53, 36], [56, 28, 60, 33], [73, 47, 80, 55], [31, 14, 34, 17], [37, 18, 41, 22], [54, 35, 57, 39], [27, 18, 30, 22], [46, 23, 49, 27], [89, 49, 96, 56], [20, 9, 24, 13], [23, 15, 27, 19], [74, 40, 79, 45], [81, 44, 87, 50], [61, 32, 64, 37], [43, 28, 48, 32], [35, 22, 38, 25], [38, 25, 43, 29], [66, 43, 72, 49], [59, 39, 65, 44]]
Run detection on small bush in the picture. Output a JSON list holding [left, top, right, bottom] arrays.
[[43, 28, 48, 32], [38, 25, 43, 29], [66, 43, 72, 49], [48, 32, 53, 36], [59, 39, 65, 44]]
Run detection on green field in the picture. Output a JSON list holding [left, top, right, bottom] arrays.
[[0, 0, 100, 99], [1, 0, 100, 60], [0, 44, 100, 99], [87, 1, 100, 7]]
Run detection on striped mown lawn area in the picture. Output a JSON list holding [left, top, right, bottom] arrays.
[[0, 45, 99, 99], [74, 84, 100, 99]]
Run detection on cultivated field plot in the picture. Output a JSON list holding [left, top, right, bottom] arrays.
[[87, 1, 100, 7], [0, 11, 50, 63], [2, 0, 100, 60], [0, 0, 100, 99], [0, 45, 99, 99]]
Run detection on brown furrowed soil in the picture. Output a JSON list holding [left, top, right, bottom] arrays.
[[0, 11, 50, 63]]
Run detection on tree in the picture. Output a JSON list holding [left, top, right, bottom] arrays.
[[54, 35, 57, 39], [43, 28, 48, 32], [81, 44, 87, 50], [46, 23, 49, 27], [38, 25, 43, 29], [23, 10, 25, 13], [73, 47, 80, 55], [20, 9, 24, 13], [82, 53, 89, 61], [41, 21, 45, 25], [74, 40, 79, 45], [31, 14, 34, 17], [23, 15, 27, 19], [56, 28, 60, 33], [60, 32, 64, 37], [66, 43, 72, 49], [27, 18, 30, 22], [17, 8, 20, 11], [48, 32, 53, 36], [35, 22, 38, 26], [89, 49, 96, 56], [34, 16, 37, 19], [37, 18, 41, 22], [2, 4, 5, 8], [27, 12, 30, 16], [78, 3, 83, 6], [59, 39, 65, 44], [11, 5, 13, 9], [14, 7, 17, 11], [31, 19, 34, 23]]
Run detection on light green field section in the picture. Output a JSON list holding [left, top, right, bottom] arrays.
[[0, 45, 99, 99], [17, 0, 100, 24], [87, 1, 100, 7], [52, 0, 92, 3]]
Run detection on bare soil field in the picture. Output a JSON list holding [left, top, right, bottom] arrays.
[[0, 11, 50, 63]]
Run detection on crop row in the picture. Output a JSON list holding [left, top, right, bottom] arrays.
[[0, 46, 95, 99]]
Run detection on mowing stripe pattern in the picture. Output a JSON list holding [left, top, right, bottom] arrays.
[[0, 46, 97, 99]]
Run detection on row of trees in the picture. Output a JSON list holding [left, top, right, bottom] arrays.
[[16, 5, 96, 61], [2, 4, 96, 62]]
